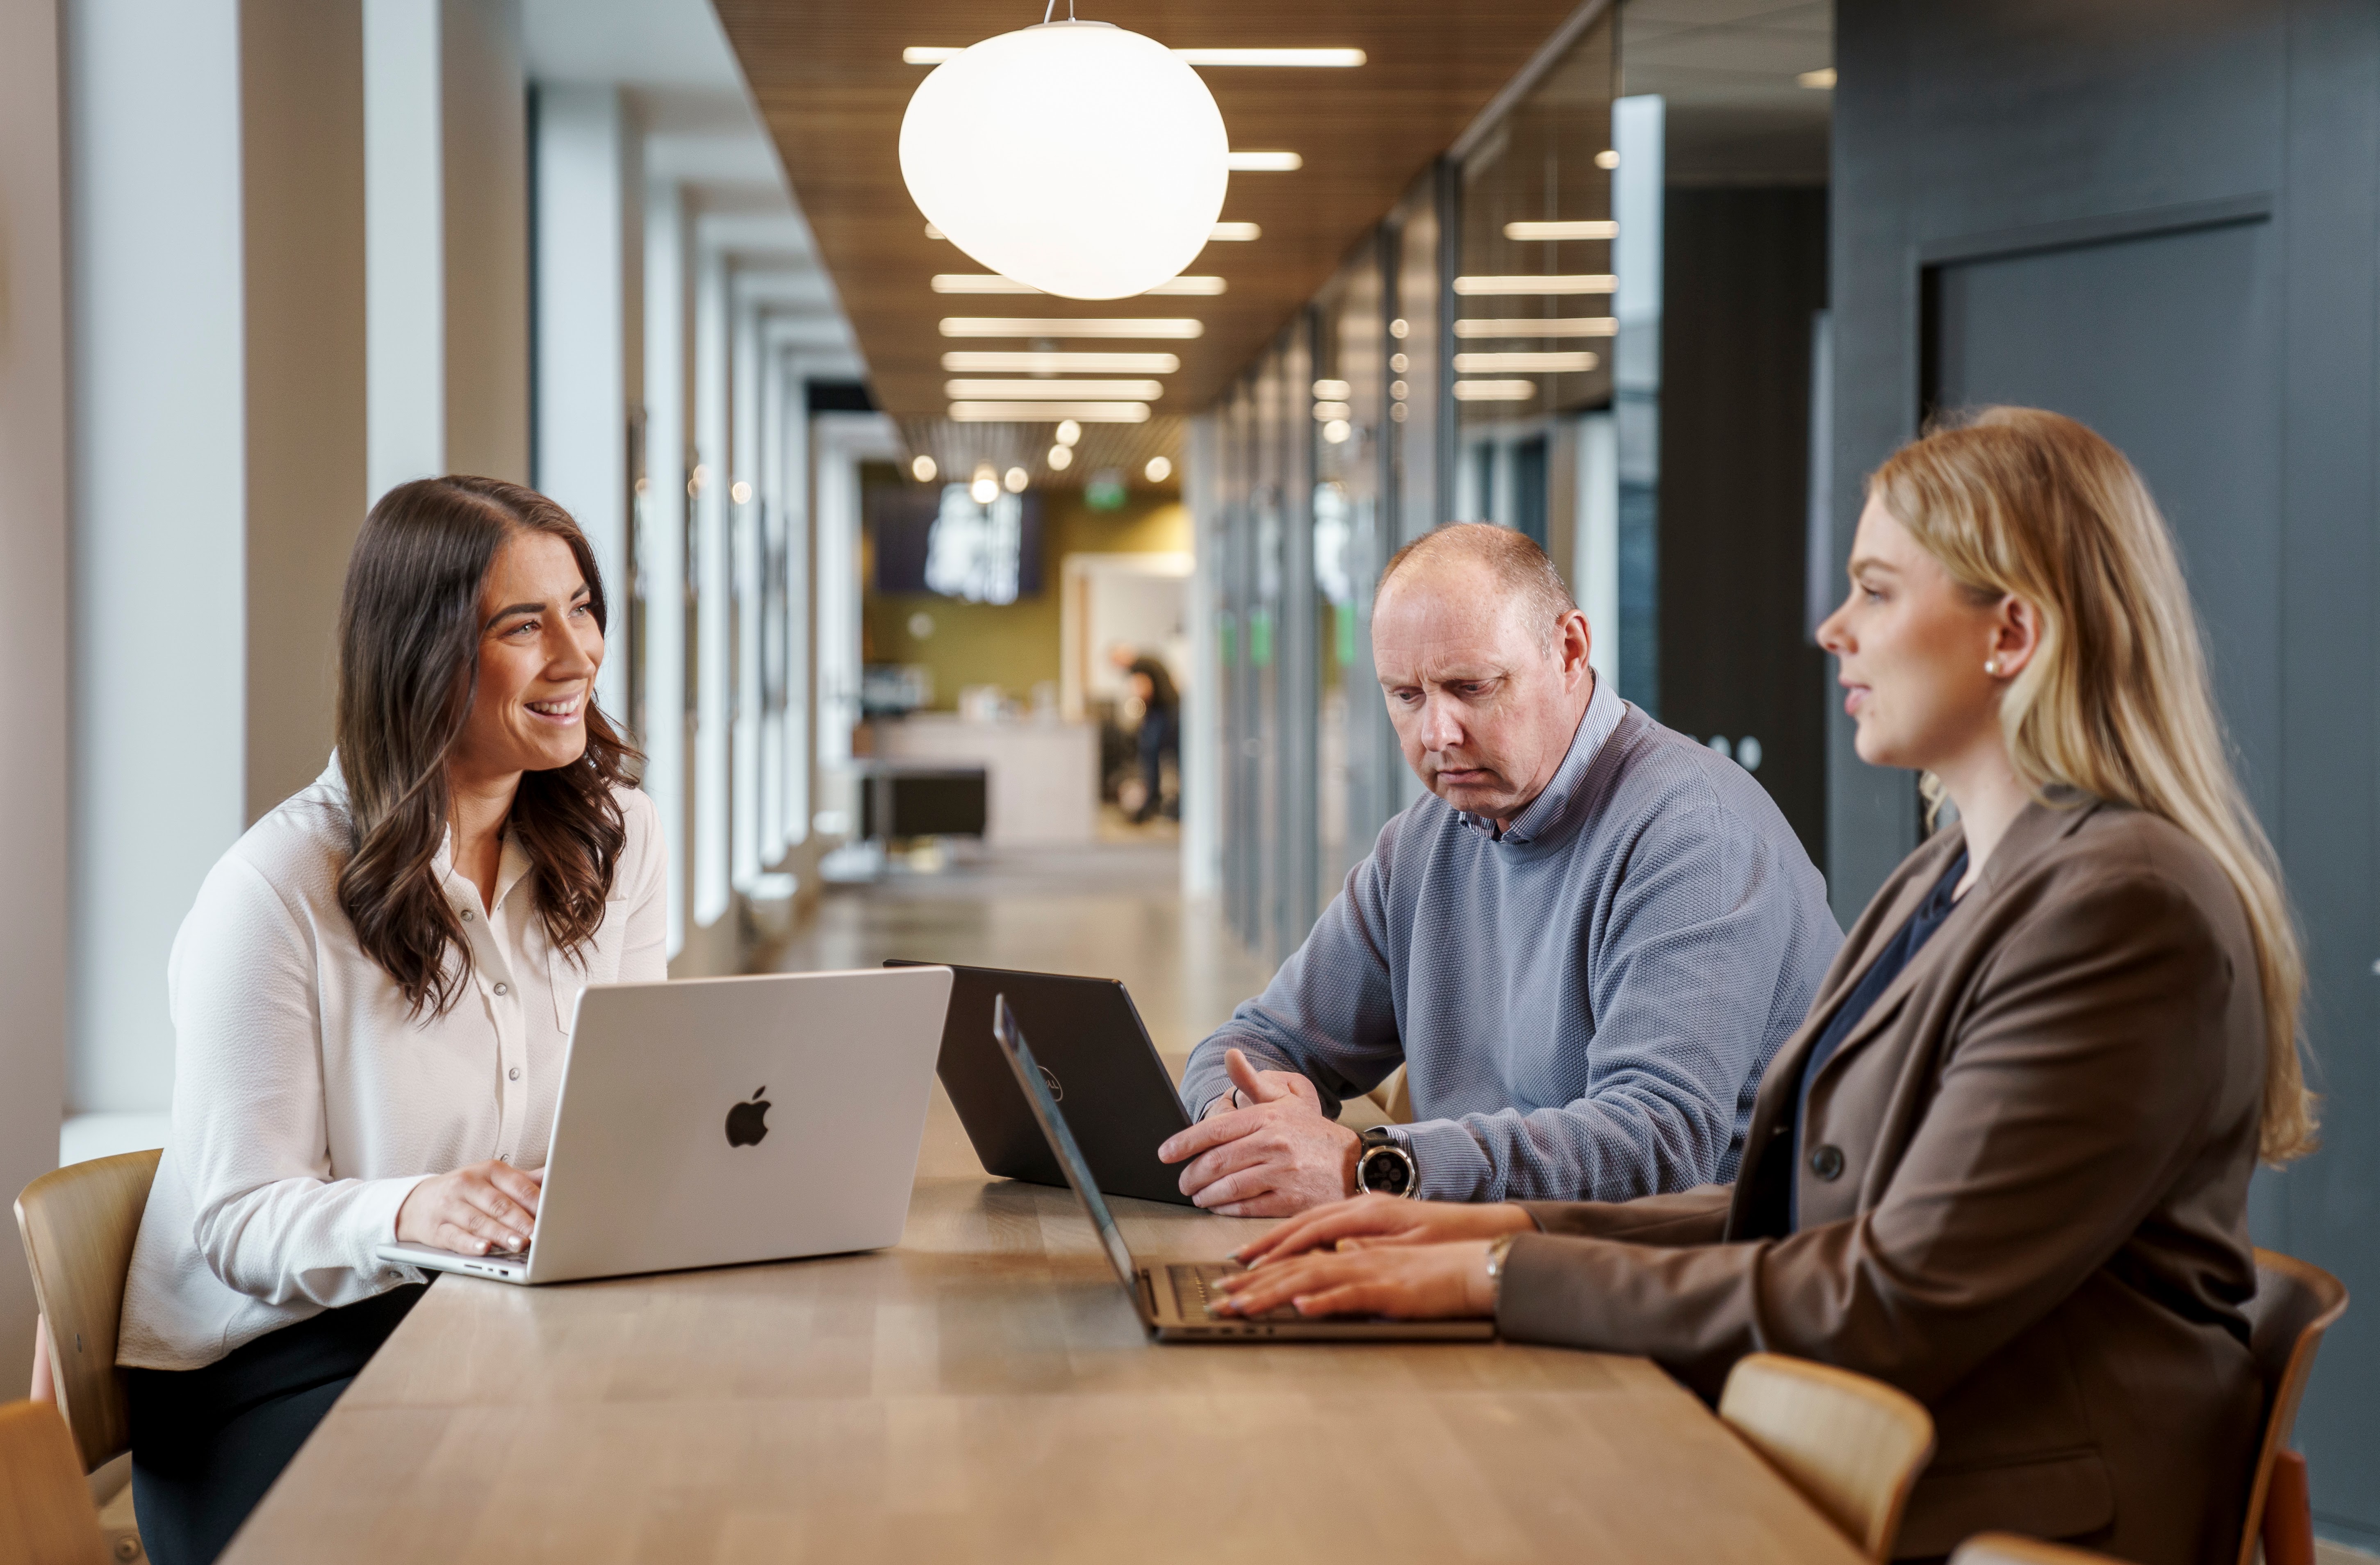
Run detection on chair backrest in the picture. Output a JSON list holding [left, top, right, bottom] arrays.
[[1719, 1351, 1937, 1563], [13, 1149, 162, 1474], [0, 1400, 107, 1565], [2235, 1247, 2349, 1565], [1950, 1532, 2121, 1565]]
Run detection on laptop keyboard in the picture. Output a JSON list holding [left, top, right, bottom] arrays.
[[1173, 1262, 1302, 1323]]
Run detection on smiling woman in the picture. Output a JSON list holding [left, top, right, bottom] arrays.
[[111, 476, 667, 1565], [335, 476, 640, 1015]]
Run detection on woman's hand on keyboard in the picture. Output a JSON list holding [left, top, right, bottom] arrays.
[[395, 1159, 543, 1256], [1214, 1240, 1498, 1321], [1233, 1193, 1533, 1267]]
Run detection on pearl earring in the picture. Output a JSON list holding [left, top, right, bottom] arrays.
[[1985, 658, 2003, 677]]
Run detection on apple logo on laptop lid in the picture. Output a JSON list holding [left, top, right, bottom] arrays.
[[726, 1087, 772, 1147]]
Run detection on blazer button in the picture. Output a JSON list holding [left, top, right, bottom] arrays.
[[1808, 1144, 1845, 1181]]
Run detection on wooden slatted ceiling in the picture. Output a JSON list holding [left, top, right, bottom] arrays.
[[713, 0, 1591, 419]]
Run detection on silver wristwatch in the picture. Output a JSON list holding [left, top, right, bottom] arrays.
[[1354, 1126, 1418, 1197]]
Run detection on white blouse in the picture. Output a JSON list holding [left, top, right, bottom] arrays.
[[119, 759, 667, 1370]]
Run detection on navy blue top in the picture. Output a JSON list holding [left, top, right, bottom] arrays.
[[1790, 848, 1969, 1229]]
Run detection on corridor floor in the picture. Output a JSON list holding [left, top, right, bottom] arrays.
[[769, 840, 1277, 1067]]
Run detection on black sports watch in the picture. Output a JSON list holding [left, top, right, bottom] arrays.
[[1354, 1126, 1418, 1198]]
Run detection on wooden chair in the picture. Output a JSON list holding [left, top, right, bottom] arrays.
[[13, 1149, 162, 1474], [2238, 1247, 2348, 1565], [1718, 1351, 1937, 1563], [1950, 1533, 2119, 1565], [0, 1399, 107, 1565]]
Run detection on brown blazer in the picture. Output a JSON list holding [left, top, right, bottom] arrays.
[[1496, 796, 2267, 1565]]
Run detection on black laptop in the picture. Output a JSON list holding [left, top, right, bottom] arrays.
[[886, 960, 1196, 1206]]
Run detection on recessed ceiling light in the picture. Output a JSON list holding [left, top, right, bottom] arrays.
[[931, 220, 1259, 244], [1503, 220, 1617, 241], [1004, 466, 1029, 492], [1451, 379, 1538, 401], [1454, 316, 1618, 338], [1312, 379, 1351, 400], [1799, 67, 1837, 89], [1056, 420, 1082, 445], [940, 317, 1204, 339], [904, 46, 1364, 68], [1227, 150, 1303, 172], [911, 454, 938, 482], [1144, 456, 1174, 482], [1594, 150, 1619, 170], [1453, 351, 1600, 373], [948, 401, 1152, 422], [1323, 419, 1352, 444], [1048, 444, 1074, 470], [1176, 48, 1364, 66], [1312, 400, 1353, 420], [932, 274, 1225, 296], [943, 378, 1166, 400], [942, 351, 1181, 374], [1452, 275, 1616, 296]]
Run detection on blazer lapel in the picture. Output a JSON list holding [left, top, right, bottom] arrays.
[[1726, 793, 2104, 1238], [1792, 795, 2107, 1103]]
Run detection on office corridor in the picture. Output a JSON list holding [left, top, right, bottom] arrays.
[[770, 842, 1275, 1070]]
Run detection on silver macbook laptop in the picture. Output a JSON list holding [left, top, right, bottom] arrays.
[[988, 993, 1494, 1342], [376, 965, 953, 1285]]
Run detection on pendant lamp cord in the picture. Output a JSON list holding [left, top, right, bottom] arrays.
[[1041, 0, 1077, 21]]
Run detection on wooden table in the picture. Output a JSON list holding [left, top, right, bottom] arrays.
[[225, 1089, 1865, 1564]]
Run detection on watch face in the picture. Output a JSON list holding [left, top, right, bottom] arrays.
[[1361, 1145, 1412, 1196]]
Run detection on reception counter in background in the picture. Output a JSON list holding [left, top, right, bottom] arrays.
[[872, 714, 1098, 847]]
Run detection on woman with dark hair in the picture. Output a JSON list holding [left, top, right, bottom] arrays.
[[111, 476, 663, 1564]]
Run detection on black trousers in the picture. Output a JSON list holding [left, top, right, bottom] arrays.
[[127, 1282, 428, 1565]]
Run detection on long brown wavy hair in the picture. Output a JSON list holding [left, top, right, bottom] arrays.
[[1872, 408, 2314, 1162], [334, 476, 641, 1018]]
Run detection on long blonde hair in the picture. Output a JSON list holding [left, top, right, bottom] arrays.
[[1871, 407, 2315, 1162]]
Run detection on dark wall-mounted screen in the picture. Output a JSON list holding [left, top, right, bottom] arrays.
[[868, 484, 1045, 603]]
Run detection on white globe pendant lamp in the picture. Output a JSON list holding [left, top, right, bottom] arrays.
[[899, 9, 1230, 301]]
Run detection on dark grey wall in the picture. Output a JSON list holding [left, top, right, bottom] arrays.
[[1831, 0, 2380, 1545], [1658, 185, 1830, 865]]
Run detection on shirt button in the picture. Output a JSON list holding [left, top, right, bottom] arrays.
[[493, 982, 508, 996], [508, 1066, 522, 1081], [1808, 1144, 1845, 1181], [460, 908, 473, 922]]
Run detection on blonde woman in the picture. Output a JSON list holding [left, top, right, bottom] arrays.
[[1215, 407, 2312, 1565]]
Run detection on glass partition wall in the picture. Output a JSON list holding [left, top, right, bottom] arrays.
[[1199, 10, 1621, 963]]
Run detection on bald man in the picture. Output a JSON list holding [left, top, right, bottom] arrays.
[[1163, 523, 1841, 1214]]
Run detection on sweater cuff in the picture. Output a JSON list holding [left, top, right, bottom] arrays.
[[1402, 1118, 1491, 1201]]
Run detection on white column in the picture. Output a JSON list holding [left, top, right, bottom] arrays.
[[756, 327, 786, 861], [365, 0, 444, 496], [533, 82, 631, 718], [1, 0, 73, 1359], [67, 0, 249, 1114], [776, 346, 812, 850], [642, 178, 689, 958], [730, 293, 764, 892], [691, 243, 731, 927]]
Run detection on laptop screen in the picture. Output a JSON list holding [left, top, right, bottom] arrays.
[[989, 994, 1140, 1292]]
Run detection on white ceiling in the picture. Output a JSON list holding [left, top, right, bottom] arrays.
[[522, 0, 863, 380]]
